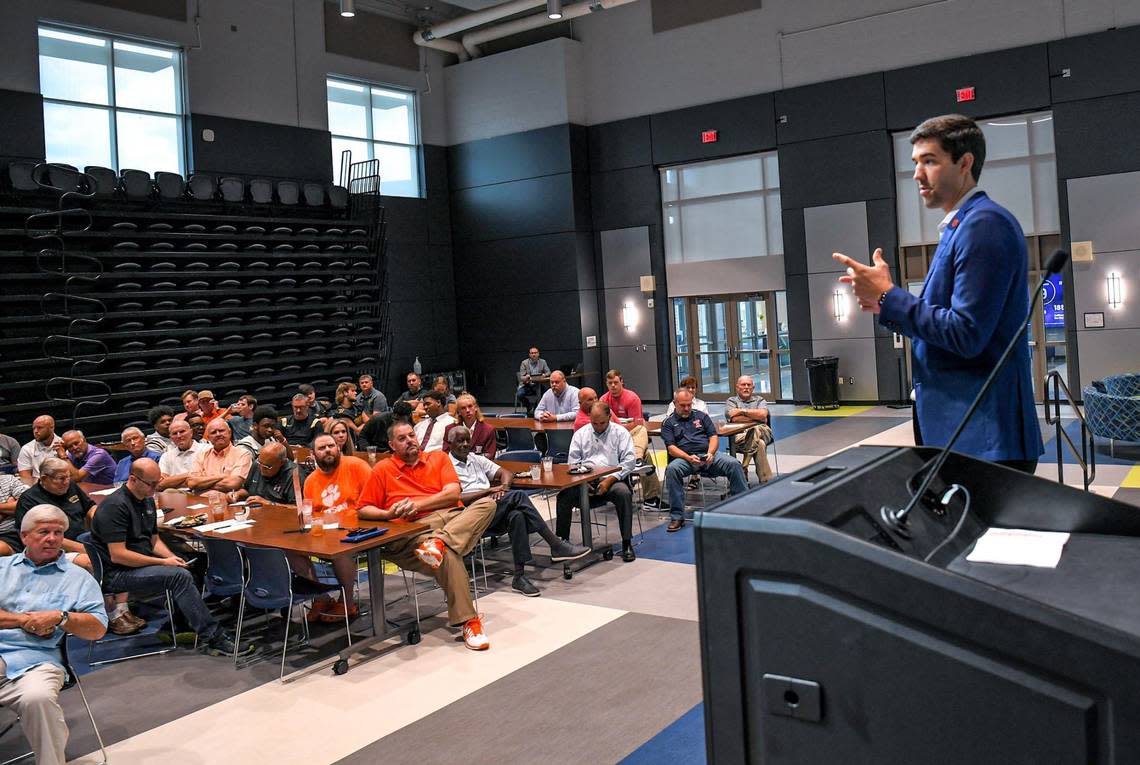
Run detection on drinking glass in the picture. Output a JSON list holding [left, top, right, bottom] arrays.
[[541, 456, 553, 472]]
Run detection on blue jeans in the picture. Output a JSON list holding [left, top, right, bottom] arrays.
[[104, 564, 220, 639], [664, 454, 748, 520]]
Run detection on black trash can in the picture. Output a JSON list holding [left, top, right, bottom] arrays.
[[804, 356, 840, 410]]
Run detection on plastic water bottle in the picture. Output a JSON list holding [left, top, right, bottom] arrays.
[[413, 356, 422, 375]]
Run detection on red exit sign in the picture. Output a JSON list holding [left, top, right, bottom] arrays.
[[956, 86, 976, 102], [701, 129, 719, 144]]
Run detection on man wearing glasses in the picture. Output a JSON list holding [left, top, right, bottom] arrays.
[[233, 441, 309, 506], [90, 459, 253, 657], [2, 458, 92, 567]]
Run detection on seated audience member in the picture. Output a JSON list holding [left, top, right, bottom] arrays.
[[196, 390, 224, 423], [396, 372, 426, 413], [663, 376, 709, 416], [413, 391, 455, 453], [187, 419, 251, 493], [280, 394, 318, 446], [357, 374, 388, 418], [357, 401, 414, 453], [723, 375, 774, 483], [448, 426, 587, 596], [328, 383, 361, 434], [60, 431, 116, 486], [235, 405, 280, 457], [235, 441, 308, 506], [187, 414, 207, 445], [145, 405, 176, 454], [556, 401, 638, 562], [225, 395, 256, 442], [172, 389, 201, 423], [358, 422, 497, 650], [443, 394, 497, 458], [1, 432, 23, 475], [600, 370, 662, 507], [324, 418, 357, 457], [17, 416, 63, 482], [535, 370, 579, 422], [298, 383, 330, 419], [0, 505, 108, 765], [660, 389, 748, 532], [431, 376, 457, 407], [113, 427, 162, 483], [91, 459, 253, 656], [516, 347, 551, 416], [157, 420, 209, 490], [573, 387, 597, 431], [3, 459, 93, 574], [0, 473, 30, 555], [301, 434, 373, 621]]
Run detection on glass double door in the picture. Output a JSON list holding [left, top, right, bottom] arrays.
[[673, 293, 789, 401]]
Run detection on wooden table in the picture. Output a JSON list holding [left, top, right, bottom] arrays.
[[495, 460, 619, 579], [484, 416, 578, 432], [83, 482, 427, 677]]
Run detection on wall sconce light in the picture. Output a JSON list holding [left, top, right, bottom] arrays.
[[1107, 272, 1123, 309], [339, 0, 355, 17], [623, 301, 637, 330], [833, 289, 848, 322]]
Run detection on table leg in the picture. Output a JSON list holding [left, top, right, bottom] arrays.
[[366, 548, 384, 638], [579, 482, 592, 549]]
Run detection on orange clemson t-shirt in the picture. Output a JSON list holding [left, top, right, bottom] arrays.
[[302, 456, 372, 514]]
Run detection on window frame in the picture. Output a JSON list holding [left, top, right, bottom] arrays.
[[37, 23, 188, 174], [326, 75, 423, 198]]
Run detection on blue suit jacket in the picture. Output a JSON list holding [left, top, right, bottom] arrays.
[[880, 191, 1043, 462]]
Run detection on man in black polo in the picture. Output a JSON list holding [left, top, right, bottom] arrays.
[[4, 458, 92, 561], [280, 394, 318, 446], [661, 389, 748, 532], [234, 441, 308, 505], [90, 458, 253, 657]]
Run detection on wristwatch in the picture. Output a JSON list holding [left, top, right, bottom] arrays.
[[56, 611, 69, 628], [878, 290, 890, 306]]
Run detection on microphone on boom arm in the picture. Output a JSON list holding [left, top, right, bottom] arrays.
[[880, 248, 1070, 537]]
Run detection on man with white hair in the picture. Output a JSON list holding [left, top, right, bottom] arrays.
[[112, 427, 162, 483], [157, 419, 209, 490], [0, 504, 108, 765], [17, 416, 63, 482]]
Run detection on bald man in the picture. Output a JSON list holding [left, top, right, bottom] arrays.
[[573, 387, 598, 431], [236, 441, 308, 506], [17, 416, 63, 481], [534, 370, 579, 422]]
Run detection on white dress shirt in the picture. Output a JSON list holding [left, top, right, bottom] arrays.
[[159, 441, 210, 476], [450, 452, 500, 493], [414, 413, 455, 452], [567, 422, 636, 481]]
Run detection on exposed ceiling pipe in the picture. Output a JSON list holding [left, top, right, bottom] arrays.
[[461, 0, 636, 58], [413, 0, 548, 60]]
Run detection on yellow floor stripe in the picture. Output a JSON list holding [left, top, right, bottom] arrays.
[[1122, 465, 1140, 488], [790, 405, 873, 417]]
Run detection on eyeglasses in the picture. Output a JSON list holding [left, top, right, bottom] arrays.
[[257, 461, 280, 470], [132, 476, 159, 489]]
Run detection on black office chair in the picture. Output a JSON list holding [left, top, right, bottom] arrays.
[[0, 637, 108, 765]]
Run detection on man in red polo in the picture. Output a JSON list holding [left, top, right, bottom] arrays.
[[358, 421, 496, 650]]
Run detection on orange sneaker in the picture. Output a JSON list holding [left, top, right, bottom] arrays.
[[414, 537, 445, 570], [306, 597, 335, 623], [463, 616, 489, 651], [320, 599, 360, 623]]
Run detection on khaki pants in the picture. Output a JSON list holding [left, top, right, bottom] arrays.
[[733, 426, 774, 482], [382, 496, 496, 626], [0, 658, 67, 765], [628, 424, 660, 500]]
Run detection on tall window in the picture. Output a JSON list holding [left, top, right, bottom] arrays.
[[661, 152, 782, 263], [327, 77, 421, 198], [38, 25, 186, 173]]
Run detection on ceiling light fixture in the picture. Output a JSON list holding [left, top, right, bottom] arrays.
[[547, 0, 563, 20], [340, 0, 355, 18]]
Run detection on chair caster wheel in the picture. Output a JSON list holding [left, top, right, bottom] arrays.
[[406, 628, 421, 645], [332, 659, 349, 675], [563, 566, 573, 580], [602, 548, 614, 561]]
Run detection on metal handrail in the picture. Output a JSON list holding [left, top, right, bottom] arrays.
[[1043, 370, 1095, 490]]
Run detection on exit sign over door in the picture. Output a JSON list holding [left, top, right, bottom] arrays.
[[701, 130, 718, 144], [956, 86, 976, 102]]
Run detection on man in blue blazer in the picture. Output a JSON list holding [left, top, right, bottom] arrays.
[[834, 114, 1043, 472]]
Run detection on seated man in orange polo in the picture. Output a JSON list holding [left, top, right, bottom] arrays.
[[300, 433, 372, 622], [358, 421, 497, 650], [187, 418, 252, 494]]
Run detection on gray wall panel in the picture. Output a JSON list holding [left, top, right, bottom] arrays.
[[775, 74, 887, 145], [604, 287, 656, 348], [606, 345, 660, 401], [447, 124, 577, 190], [811, 338, 879, 401], [804, 202, 869, 275], [451, 173, 581, 242], [1049, 27, 1140, 103], [1066, 173, 1140, 253], [807, 273, 876, 341], [1069, 255, 1140, 330], [588, 116, 653, 173], [665, 256, 786, 297], [600, 227, 653, 288], [1075, 328, 1140, 384], [789, 339, 813, 403], [875, 335, 908, 403], [453, 233, 587, 296]]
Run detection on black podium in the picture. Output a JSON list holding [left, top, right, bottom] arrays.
[[696, 445, 1140, 764]]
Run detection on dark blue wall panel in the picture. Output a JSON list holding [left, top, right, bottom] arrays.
[[650, 94, 776, 166], [776, 74, 886, 145]]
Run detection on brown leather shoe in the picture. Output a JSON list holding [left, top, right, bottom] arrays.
[[666, 518, 685, 533], [108, 613, 143, 635], [122, 610, 147, 629]]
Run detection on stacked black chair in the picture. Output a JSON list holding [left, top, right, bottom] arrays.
[[84, 165, 119, 196], [7, 160, 39, 192], [120, 169, 153, 200], [155, 171, 186, 200], [219, 177, 244, 202], [276, 180, 300, 205], [187, 173, 216, 200], [249, 178, 273, 204], [302, 182, 324, 206]]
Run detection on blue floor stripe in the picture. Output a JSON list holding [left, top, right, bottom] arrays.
[[635, 518, 695, 565], [1041, 420, 1139, 465], [769, 415, 840, 440], [620, 703, 706, 764]]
